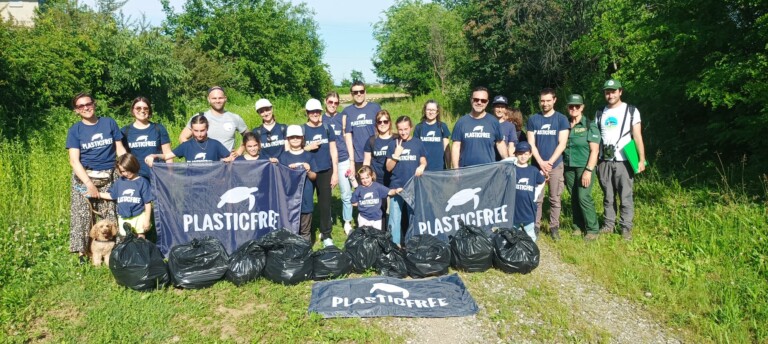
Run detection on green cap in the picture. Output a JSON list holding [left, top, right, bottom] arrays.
[[566, 94, 584, 105], [603, 79, 622, 90]]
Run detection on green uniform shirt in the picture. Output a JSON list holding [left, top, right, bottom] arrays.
[[564, 116, 600, 167]]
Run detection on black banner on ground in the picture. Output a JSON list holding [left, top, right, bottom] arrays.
[[308, 274, 478, 318]]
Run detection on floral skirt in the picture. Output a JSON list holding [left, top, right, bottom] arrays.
[[69, 171, 117, 254]]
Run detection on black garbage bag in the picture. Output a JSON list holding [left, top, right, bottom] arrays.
[[374, 237, 408, 278], [225, 240, 266, 286], [449, 222, 494, 272], [492, 228, 540, 274], [311, 245, 352, 280], [405, 235, 452, 278], [109, 231, 169, 291], [168, 236, 229, 289], [258, 228, 313, 285], [344, 226, 389, 273]]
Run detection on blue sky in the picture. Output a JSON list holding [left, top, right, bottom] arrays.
[[81, 0, 395, 84]]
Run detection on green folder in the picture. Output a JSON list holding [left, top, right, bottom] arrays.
[[621, 139, 647, 173]]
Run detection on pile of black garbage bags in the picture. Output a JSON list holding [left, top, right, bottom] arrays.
[[109, 223, 539, 291]]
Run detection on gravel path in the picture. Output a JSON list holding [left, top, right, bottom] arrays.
[[385, 241, 682, 343]]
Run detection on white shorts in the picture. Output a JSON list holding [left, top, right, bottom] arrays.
[[118, 212, 149, 236], [357, 216, 383, 230]]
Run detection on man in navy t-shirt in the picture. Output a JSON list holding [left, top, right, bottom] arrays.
[[343, 81, 381, 178], [451, 86, 508, 167], [526, 88, 570, 240]]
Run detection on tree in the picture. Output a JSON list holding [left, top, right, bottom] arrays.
[[162, 0, 332, 98], [350, 69, 364, 83], [373, 0, 468, 95]]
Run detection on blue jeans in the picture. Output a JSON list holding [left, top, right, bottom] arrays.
[[388, 195, 410, 246], [337, 159, 353, 223], [521, 222, 536, 242]]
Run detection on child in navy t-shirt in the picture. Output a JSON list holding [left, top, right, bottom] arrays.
[[512, 142, 545, 241], [351, 166, 395, 230], [99, 154, 154, 238]]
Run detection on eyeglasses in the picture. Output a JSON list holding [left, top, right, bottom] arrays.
[[257, 107, 272, 114], [472, 98, 489, 104], [377, 120, 390, 124], [75, 102, 94, 110], [134, 106, 149, 111], [288, 136, 303, 140], [326, 100, 339, 105], [351, 90, 365, 95]]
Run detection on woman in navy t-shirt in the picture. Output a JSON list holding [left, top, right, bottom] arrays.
[[413, 100, 450, 171], [65, 92, 127, 263], [144, 114, 233, 166], [302, 98, 338, 247], [121, 97, 173, 180], [363, 110, 395, 187]]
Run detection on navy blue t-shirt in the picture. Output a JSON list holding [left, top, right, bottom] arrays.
[[278, 150, 317, 213], [497, 121, 518, 161], [388, 137, 427, 189], [108, 176, 154, 218], [413, 121, 450, 171], [121, 122, 171, 179], [343, 102, 381, 162], [450, 113, 503, 167], [172, 138, 230, 162], [351, 182, 391, 221], [364, 135, 394, 186], [526, 112, 569, 168], [303, 123, 336, 172], [324, 113, 349, 162], [253, 123, 287, 159], [513, 164, 545, 226], [65, 117, 123, 171]]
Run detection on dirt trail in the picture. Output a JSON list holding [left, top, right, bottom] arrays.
[[385, 241, 681, 343]]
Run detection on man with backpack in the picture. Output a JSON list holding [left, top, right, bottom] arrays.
[[596, 79, 647, 241]]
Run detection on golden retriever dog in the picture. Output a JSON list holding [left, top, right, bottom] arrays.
[[89, 219, 118, 266]]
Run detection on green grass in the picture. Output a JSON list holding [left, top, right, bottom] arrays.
[[1, 94, 767, 342]]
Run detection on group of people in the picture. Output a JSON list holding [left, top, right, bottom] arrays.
[[66, 80, 646, 263]]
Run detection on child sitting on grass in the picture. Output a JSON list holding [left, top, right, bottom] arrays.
[[512, 142, 545, 242], [99, 153, 154, 239], [351, 166, 398, 231]]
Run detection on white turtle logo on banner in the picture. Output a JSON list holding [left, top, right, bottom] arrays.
[[370, 283, 410, 298], [217, 187, 260, 211], [445, 187, 482, 212]]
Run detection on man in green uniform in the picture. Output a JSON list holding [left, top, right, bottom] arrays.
[[563, 94, 601, 241]]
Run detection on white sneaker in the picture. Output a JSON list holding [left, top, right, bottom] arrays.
[[322, 238, 334, 248], [343, 222, 353, 235]]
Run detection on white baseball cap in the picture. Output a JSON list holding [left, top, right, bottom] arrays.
[[305, 98, 323, 112], [255, 98, 273, 111], [286, 125, 303, 137]]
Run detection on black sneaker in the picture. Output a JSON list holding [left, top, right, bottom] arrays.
[[599, 226, 614, 234], [550, 227, 561, 241]]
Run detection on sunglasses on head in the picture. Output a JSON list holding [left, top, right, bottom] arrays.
[[472, 98, 489, 104], [352, 90, 365, 95]]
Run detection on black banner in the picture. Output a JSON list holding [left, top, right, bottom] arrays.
[[400, 161, 516, 242], [308, 274, 478, 318]]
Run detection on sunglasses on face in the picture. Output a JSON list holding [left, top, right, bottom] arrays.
[[377, 120, 390, 124], [134, 106, 149, 111], [351, 90, 365, 95], [568, 104, 582, 109], [257, 107, 272, 114], [75, 102, 94, 110], [326, 100, 339, 105], [472, 98, 489, 104]]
